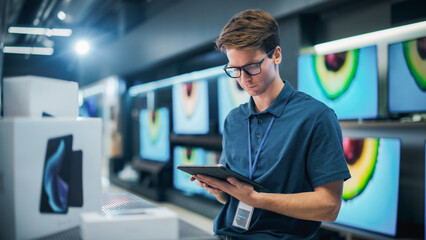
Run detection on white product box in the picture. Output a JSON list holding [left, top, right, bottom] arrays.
[[3, 76, 79, 118], [0, 117, 102, 240], [81, 208, 179, 240]]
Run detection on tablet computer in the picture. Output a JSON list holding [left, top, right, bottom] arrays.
[[177, 165, 264, 190]]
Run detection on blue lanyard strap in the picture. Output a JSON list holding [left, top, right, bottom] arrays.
[[248, 116, 276, 179]]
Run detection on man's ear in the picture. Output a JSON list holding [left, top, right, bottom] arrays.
[[273, 46, 282, 65]]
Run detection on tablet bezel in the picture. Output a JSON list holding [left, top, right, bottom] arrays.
[[177, 165, 264, 190]]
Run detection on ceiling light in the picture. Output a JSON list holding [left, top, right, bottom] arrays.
[[57, 11, 66, 21], [8, 27, 72, 37], [3, 46, 54, 55], [75, 40, 90, 55]]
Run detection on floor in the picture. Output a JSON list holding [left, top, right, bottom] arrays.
[[101, 177, 215, 235]]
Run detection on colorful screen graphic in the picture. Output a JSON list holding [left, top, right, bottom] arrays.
[[218, 75, 250, 134], [79, 95, 100, 117], [336, 137, 400, 236], [298, 45, 378, 120], [172, 80, 209, 134], [173, 146, 205, 195], [388, 37, 426, 114], [173, 147, 221, 198], [139, 107, 170, 162], [40, 135, 83, 214]]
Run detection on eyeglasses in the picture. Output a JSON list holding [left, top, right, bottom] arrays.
[[223, 49, 274, 78]]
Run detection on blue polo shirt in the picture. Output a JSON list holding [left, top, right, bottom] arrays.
[[214, 81, 351, 240]]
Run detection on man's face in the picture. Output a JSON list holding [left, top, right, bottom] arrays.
[[225, 48, 277, 97]]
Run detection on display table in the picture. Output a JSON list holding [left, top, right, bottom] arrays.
[[37, 192, 217, 240]]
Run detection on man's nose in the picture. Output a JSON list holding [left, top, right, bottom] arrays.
[[240, 70, 252, 83]]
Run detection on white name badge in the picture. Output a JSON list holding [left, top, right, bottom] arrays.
[[232, 201, 254, 230]]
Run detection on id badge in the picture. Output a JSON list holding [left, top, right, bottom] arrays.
[[232, 201, 254, 230]]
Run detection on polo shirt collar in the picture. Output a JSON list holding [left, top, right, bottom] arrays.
[[243, 80, 294, 119]]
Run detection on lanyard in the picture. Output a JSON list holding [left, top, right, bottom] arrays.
[[247, 116, 275, 179]]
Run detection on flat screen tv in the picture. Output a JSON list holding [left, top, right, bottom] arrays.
[[173, 146, 206, 195], [139, 107, 170, 162], [335, 137, 400, 236], [298, 45, 378, 120], [172, 80, 209, 134], [388, 37, 426, 114], [218, 75, 250, 134]]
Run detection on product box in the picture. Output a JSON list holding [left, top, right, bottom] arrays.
[[3, 76, 79, 118], [0, 117, 102, 240]]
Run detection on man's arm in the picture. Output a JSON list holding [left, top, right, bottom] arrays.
[[195, 174, 343, 222], [254, 180, 343, 222]]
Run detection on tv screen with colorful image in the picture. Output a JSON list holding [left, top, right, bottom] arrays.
[[172, 80, 209, 134], [173, 146, 206, 195], [139, 107, 170, 162], [336, 137, 400, 236], [218, 75, 250, 134], [388, 37, 426, 114], [298, 45, 378, 120]]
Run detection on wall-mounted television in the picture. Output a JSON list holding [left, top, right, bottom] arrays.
[[298, 45, 378, 120], [336, 137, 400, 236], [388, 37, 426, 115], [218, 75, 250, 134], [139, 107, 170, 162], [172, 80, 209, 134]]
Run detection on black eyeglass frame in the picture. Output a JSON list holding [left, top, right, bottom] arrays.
[[223, 49, 275, 78]]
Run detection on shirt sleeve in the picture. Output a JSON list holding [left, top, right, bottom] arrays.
[[306, 109, 351, 188]]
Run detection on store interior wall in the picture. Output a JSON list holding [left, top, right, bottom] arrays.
[[1, 0, 426, 237]]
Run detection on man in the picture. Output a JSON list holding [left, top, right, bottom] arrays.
[[191, 9, 350, 239]]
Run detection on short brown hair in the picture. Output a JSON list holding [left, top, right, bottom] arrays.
[[215, 9, 279, 54]]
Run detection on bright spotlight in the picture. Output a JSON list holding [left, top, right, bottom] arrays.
[[57, 11, 66, 21], [75, 40, 90, 55]]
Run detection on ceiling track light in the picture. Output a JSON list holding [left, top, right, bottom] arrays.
[[3, 46, 54, 55], [8, 27, 72, 37]]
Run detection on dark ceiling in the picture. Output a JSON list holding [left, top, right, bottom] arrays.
[[0, 0, 175, 81], [1, 0, 175, 53]]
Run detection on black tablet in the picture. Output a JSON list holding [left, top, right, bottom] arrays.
[[177, 165, 264, 190]]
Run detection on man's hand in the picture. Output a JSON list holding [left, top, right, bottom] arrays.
[[190, 175, 222, 194], [194, 174, 260, 207]]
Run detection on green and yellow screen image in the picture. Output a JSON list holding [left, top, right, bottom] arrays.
[[403, 37, 426, 90], [298, 45, 378, 120], [337, 138, 400, 236], [139, 107, 170, 162], [173, 146, 205, 195], [342, 138, 379, 200], [388, 36, 426, 114], [314, 49, 359, 100]]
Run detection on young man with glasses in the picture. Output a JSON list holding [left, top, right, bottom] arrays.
[[191, 9, 350, 240]]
